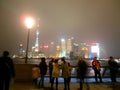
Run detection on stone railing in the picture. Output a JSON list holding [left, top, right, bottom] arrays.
[[14, 63, 120, 81]]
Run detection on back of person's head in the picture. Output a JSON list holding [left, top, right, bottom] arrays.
[[93, 57, 97, 60], [41, 58, 45, 62], [61, 57, 65, 62], [3, 51, 9, 57], [54, 59, 58, 63], [110, 56, 113, 59]]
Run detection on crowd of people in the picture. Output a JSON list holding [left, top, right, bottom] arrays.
[[31, 57, 87, 90], [0, 50, 119, 90], [32, 56, 119, 90]]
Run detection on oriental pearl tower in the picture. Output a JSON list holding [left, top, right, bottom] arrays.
[[34, 18, 40, 52]]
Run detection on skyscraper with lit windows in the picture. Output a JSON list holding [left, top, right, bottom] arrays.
[[61, 38, 66, 57], [66, 38, 72, 53]]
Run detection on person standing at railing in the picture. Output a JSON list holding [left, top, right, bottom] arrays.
[[68, 62, 72, 84], [61, 57, 71, 90], [77, 58, 88, 90], [32, 64, 40, 87], [92, 57, 102, 83], [38, 58, 47, 88], [108, 56, 118, 83], [51, 59, 60, 90], [49, 58, 54, 83]]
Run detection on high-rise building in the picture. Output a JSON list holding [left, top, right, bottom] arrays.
[[34, 19, 40, 52], [32, 19, 40, 58], [80, 43, 88, 58], [73, 43, 79, 57], [66, 38, 74, 58], [60, 38, 66, 57], [56, 45, 60, 58], [66, 38, 72, 53]]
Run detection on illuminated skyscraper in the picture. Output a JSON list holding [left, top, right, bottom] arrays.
[[34, 19, 40, 52], [66, 38, 72, 53], [61, 38, 66, 57], [73, 43, 79, 57], [56, 45, 60, 58], [66, 38, 73, 58], [80, 43, 88, 58], [32, 19, 40, 58]]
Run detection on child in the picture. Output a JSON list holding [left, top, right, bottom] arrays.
[[32, 65, 40, 86]]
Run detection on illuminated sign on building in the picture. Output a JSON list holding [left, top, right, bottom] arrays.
[[90, 43, 100, 59]]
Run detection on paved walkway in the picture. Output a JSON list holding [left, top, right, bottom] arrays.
[[10, 82, 120, 90]]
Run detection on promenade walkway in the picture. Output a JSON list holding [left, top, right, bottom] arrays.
[[10, 77, 120, 90], [10, 82, 120, 90]]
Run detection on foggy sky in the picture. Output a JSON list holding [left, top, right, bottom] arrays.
[[0, 0, 120, 57]]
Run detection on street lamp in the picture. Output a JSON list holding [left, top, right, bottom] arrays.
[[25, 17, 34, 63]]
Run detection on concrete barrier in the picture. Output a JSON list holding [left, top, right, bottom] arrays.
[[14, 63, 120, 81], [14, 64, 35, 81]]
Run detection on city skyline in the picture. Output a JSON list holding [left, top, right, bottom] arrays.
[[11, 37, 111, 58], [0, 0, 120, 57]]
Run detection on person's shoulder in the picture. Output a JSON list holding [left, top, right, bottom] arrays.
[[108, 60, 111, 64], [8, 57, 13, 60], [97, 60, 100, 62], [108, 60, 110, 62]]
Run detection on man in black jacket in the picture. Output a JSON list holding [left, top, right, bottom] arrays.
[[108, 56, 118, 82], [0, 51, 15, 90], [49, 58, 54, 83], [39, 58, 47, 88], [77, 58, 88, 90]]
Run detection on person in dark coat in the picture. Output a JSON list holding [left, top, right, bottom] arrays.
[[0, 51, 15, 90], [77, 58, 88, 90], [108, 56, 118, 82], [39, 58, 47, 88], [49, 58, 54, 83]]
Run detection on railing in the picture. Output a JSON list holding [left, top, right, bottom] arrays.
[[46, 66, 120, 78], [13, 59, 120, 81]]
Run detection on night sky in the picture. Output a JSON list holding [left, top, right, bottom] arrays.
[[0, 0, 120, 57]]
